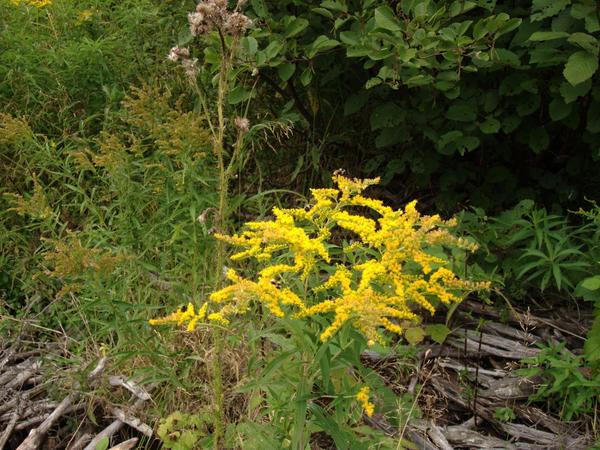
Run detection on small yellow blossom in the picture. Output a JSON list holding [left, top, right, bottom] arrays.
[[356, 386, 375, 417]]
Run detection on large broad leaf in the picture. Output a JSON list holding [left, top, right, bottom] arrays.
[[563, 51, 599, 86], [567, 32, 599, 54], [446, 103, 477, 122], [531, 0, 570, 22], [426, 324, 451, 344], [284, 17, 309, 38], [373, 6, 402, 32], [370, 102, 405, 130], [405, 327, 426, 345]]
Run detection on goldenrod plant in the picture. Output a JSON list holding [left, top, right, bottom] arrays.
[[151, 174, 489, 447]]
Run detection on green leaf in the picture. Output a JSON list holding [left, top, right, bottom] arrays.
[[250, 0, 269, 18], [479, 116, 501, 134], [339, 31, 360, 46], [567, 33, 599, 54], [405, 327, 426, 345], [241, 36, 258, 56], [312, 7, 334, 19], [528, 127, 549, 153], [581, 276, 600, 291], [307, 35, 340, 58], [299, 68, 313, 86], [374, 6, 402, 32], [529, 31, 569, 41], [531, 0, 570, 22], [549, 97, 573, 121], [426, 324, 451, 344], [344, 93, 368, 116], [95, 437, 109, 450], [446, 103, 477, 122], [563, 51, 599, 86], [321, 0, 347, 12], [277, 63, 296, 82], [284, 17, 309, 38], [228, 85, 251, 105], [560, 79, 592, 103], [584, 314, 600, 362], [370, 102, 405, 130]]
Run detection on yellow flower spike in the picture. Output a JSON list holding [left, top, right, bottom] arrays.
[[356, 386, 375, 417]]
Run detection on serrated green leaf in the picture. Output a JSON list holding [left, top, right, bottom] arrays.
[[560, 79, 592, 103], [563, 51, 599, 86], [567, 32, 599, 54], [426, 324, 451, 344], [531, 0, 570, 22], [405, 327, 426, 345]]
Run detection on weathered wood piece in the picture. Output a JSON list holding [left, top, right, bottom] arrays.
[[108, 438, 139, 450], [108, 376, 151, 401]]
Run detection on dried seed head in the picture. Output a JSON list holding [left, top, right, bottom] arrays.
[[182, 58, 199, 80], [167, 46, 190, 62], [224, 11, 252, 37], [234, 116, 250, 134], [189, 0, 251, 37]]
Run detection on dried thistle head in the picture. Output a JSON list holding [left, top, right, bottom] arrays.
[[167, 46, 190, 62], [181, 58, 199, 81], [234, 116, 250, 134], [188, 0, 251, 37], [224, 12, 252, 37]]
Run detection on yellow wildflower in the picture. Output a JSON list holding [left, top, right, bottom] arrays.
[[356, 386, 375, 417]]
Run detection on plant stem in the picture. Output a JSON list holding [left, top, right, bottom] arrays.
[[209, 29, 233, 449]]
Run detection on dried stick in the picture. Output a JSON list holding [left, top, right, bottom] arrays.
[[16, 393, 76, 449], [15, 357, 106, 450], [0, 411, 19, 450], [83, 397, 147, 450], [66, 433, 92, 450], [108, 438, 138, 450], [108, 376, 151, 401], [110, 407, 152, 437]]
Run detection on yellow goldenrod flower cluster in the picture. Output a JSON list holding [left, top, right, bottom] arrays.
[[43, 232, 128, 296], [150, 175, 489, 342], [10, 0, 52, 7], [4, 173, 53, 220], [149, 302, 208, 332], [356, 386, 375, 417]]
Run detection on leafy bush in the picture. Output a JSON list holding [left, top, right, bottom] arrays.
[[225, 0, 600, 210]]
